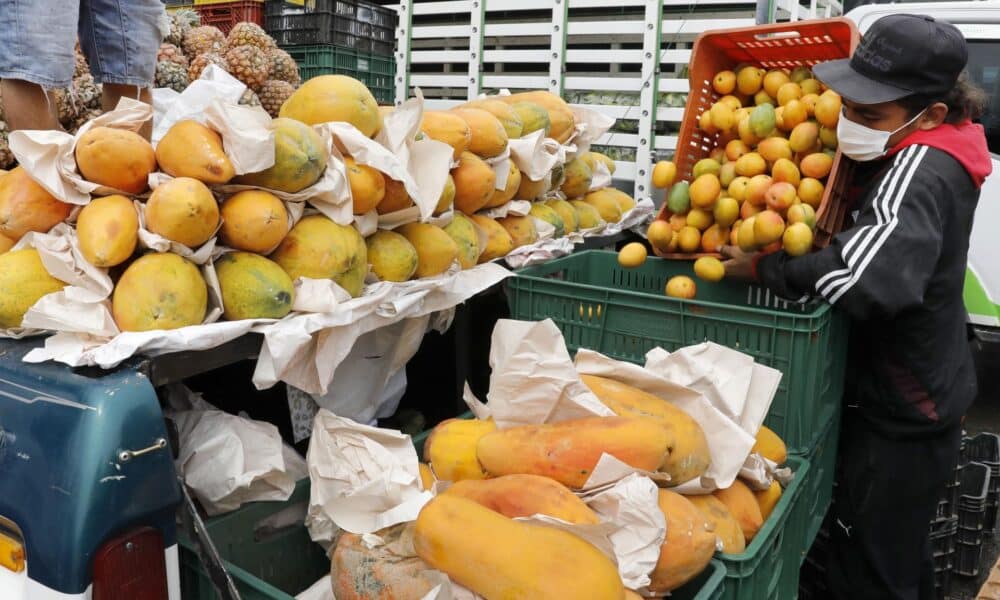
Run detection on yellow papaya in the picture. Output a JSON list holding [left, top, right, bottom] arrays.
[[112, 253, 207, 332], [0, 249, 66, 328], [279, 75, 382, 137], [444, 474, 600, 524], [424, 417, 497, 482], [155, 120, 235, 184], [145, 177, 220, 249], [219, 190, 289, 254], [344, 156, 386, 215], [469, 215, 513, 263], [560, 157, 593, 198], [397, 223, 459, 278], [418, 463, 436, 491], [528, 202, 565, 237], [234, 118, 326, 192], [509, 102, 551, 137], [434, 173, 456, 216], [754, 480, 782, 521], [414, 495, 625, 600], [752, 425, 787, 465], [650, 490, 717, 593], [420, 111, 472, 159], [545, 198, 579, 234], [450, 108, 509, 158], [484, 161, 521, 209], [579, 374, 711, 486], [451, 151, 496, 214], [713, 480, 764, 543], [583, 188, 625, 223], [501, 91, 576, 143], [0, 167, 73, 241], [476, 416, 673, 489], [496, 215, 538, 249], [685, 494, 746, 554], [442, 212, 480, 269], [75, 127, 156, 194], [366, 230, 418, 282], [215, 252, 294, 321], [377, 178, 414, 214], [270, 215, 367, 297], [76, 194, 139, 268], [463, 99, 523, 139], [514, 176, 546, 201]]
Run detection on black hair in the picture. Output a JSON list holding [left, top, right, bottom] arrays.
[[898, 72, 989, 124]]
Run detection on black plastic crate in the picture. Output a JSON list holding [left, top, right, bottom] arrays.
[[958, 461, 990, 529], [265, 0, 395, 55], [929, 515, 958, 558], [957, 524, 984, 546], [934, 551, 954, 597], [954, 540, 984, 578]]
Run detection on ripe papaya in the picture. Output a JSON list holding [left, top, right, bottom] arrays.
[[424, 417, 497, 482], [496, 215, 538, 249], [155, 120, 235, 184], [752, 425, 787, 465], [112, 253, 207, 332], [270, 215, 367, 297], [279, 74, 382, 138], [0, 249, 66, 328], [484, 161, 521, 209], [451, 151, 496, 214], [75, 127, 156, 194], [0, 167, 73, 241], [501, 91, 576, 143], [582, 188, 624, 224], [234, 118, 326, 192], [469, 215, 513, 263], [76, 195, 139, 268], [509, 102, 551, 137], [215, 252, 294, 321], [219, 190, 289, 254], [444, 474, 600, 524], [560, 157, 593, 199], [714, 480, 764, 543], [145, 177, 220, 249], [442, 212, 480, 269], [420, 111, 472, 159], [450, 108, 509, 158], [366, 230, 418, 282], [685, 493, 746, 554], [462, 99, 523, 139], [397, 223, 459, 278], [344, 156, 386, 215], [650, 490, 717, 593]]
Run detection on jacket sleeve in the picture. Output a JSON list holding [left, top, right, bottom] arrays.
[[756, 145, 943, 321]]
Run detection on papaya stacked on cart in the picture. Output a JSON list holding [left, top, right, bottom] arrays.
[[330, 372, 796, 599], [648, 64, 844, 279]]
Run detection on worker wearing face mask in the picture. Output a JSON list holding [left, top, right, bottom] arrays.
[[723, 14, 991, 600]]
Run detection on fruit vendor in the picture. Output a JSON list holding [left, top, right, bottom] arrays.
[[0, 0, 163, 138], [723, 14, 992, 600]]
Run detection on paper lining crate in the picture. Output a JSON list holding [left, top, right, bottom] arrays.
[[653, 18, 860, 257]]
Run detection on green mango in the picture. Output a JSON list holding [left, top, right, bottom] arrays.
[[666, 181, 690, 215]]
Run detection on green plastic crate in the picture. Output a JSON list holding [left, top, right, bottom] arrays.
[[507, 250, 849, 456], [283, 44, 395, 103], [792, 409, 840, 563], [179, 478, 329, 600], [717, 455, 810, 600], [676, 559, 727, 600]]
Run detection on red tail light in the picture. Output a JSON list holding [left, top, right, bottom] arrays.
[[93, 527, 168, 600]]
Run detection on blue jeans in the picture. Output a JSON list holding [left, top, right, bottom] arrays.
[[0, 0, 165, 88]]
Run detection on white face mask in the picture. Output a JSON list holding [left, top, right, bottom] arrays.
[[836, 108, 926, 162]]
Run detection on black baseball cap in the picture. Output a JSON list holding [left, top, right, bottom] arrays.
[[813, 14, 967, 105]]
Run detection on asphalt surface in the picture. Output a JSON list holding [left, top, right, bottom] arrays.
[[948, 339, 1000, 599]]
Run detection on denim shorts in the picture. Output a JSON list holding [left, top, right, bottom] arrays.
[[0, 0, 166, 88]]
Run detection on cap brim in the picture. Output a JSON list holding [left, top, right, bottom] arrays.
[[813, 59, 913, 104]]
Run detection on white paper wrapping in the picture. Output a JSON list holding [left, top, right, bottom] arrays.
[[9, 97, 153, 205], [305, 410, 431, 544], [152, 65, 246, 144], [569, 104, 617, 156], [254, 263, 512, 394], [507, 130, 565, 181], [173, 408, 308, 516]]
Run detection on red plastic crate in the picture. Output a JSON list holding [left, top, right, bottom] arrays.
[[195, 0, 264, 34], [654, 18, 861, 256]]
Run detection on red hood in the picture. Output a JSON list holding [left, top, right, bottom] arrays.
[[886, 120, 993, 188]]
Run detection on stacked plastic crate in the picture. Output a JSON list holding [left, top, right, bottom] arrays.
[[193, 0, 266, 33], [264, 0, 397, 103]]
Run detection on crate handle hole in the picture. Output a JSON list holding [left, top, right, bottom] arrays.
[[755, 31, 802, 41]]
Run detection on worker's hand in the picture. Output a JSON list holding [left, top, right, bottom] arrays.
[[721, 245, 758, 281]]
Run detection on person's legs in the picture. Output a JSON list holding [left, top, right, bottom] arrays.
[[0, 0, 80, 131], [78, 0, 163, 138], [826, 411, 961, 600]]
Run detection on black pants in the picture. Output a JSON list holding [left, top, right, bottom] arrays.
[[826, 410, 962, 600]]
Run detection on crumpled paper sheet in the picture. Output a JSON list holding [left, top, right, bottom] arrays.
[[478, 199, 531, 219], [172, 407, 308, 516], [508, 129, 566, 181], [12, 224, 116, 337], [468, 318, 611, 428], [152, 64, 245, 145], [583, 473, 667, 592], [375, 91, 455, 228], [291, 315, 430, 426], [485, 147, 512, 191], [502, 233, 575, 269], [568, 104, 617, 156], [590, 161, 614, 190], [9, 97, 153, 205], [305, 410, 432, 544], [254, 262, 512, 394], [593, 197, 656, 238]]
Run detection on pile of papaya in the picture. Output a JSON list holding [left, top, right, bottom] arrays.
[[0, 75, 641, 333], [330, 374, 791, 600]]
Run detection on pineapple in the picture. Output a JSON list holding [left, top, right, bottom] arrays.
[[225, 45, 269, 92], [157, 43, 189, 69], [239, 89, 262, 108], [226, 22, 274, 52], [167, 9, 200, 47], [0, 121, 14, 169], [156, 61, 190, 93], [74, 74, 102, 110], [188, 52, 228, 82], [268, 48, 301, 86], [49, 88, 83, 129], [182, 26, 225, 58], [258, 80, 295, 118]]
